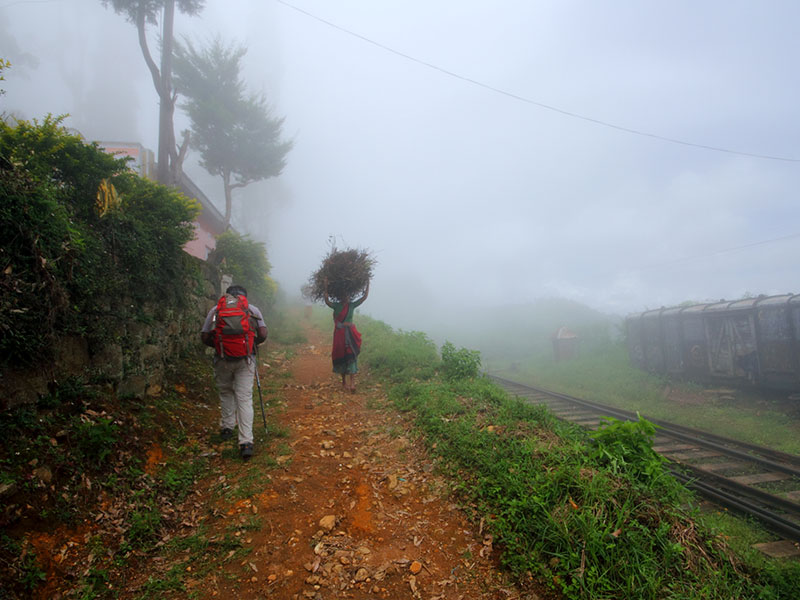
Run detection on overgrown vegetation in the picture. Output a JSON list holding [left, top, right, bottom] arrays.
[[0, 116, 199, 368], [0, 356, 215, 598], [359, 321, 800, 599], [498, 342, 800, 455], [210, 230, 277, 311], [358, 316, 439, 382], [440, 341, 481, 380]]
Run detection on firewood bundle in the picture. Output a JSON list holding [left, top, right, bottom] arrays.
[[304, 247, 375, 303]]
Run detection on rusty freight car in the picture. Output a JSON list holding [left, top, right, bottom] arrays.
[[625, 294, 800, 391]]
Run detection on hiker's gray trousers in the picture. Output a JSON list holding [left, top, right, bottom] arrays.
[[214, 356, 255, 445]]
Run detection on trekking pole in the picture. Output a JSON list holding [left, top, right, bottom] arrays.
[[254, 345, 268, 432]]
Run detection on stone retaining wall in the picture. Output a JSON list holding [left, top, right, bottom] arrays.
[[0, 256, 222, 410]]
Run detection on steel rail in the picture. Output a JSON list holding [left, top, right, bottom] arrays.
[[489, 375, 800, 542], [490, 376, 800, 476], [671, 469, 800, 542]]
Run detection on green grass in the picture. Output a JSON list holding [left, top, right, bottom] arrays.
[[358, 323, 800, 599], [359, 317, 440, 381], [493, 343, 800, 455]]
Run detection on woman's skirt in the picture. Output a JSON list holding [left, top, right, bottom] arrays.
[[332, 322, 361, 374]]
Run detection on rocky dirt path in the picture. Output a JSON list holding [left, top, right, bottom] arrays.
[[160, 326, 540, 600]]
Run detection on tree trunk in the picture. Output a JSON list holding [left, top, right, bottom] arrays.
[[223, 170, 232, 230], [156, 0, 176, 185]]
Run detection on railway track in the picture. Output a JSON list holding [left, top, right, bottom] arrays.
[[490, 375, 800, 547]]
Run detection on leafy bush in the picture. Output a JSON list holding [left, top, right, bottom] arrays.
[[210, 231, 277, 311], [0, 116, 199, 367], [440, 341, 481, 380], [590, 414, 670, 488], [359, 317, 439, 381]]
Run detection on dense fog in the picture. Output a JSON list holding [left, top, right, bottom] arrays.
[[4, 1, 800, 347]]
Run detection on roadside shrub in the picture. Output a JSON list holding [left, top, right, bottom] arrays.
[[210, 231, 277, 311], [96, 172, 199, 306], [440, 341, 481, 380], [360, 318, 438, 381], [0, 116, 199, 367], [589, 414, 671, 490]]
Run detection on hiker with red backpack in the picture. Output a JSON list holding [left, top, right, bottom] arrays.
[[200, 285, 268, 461]]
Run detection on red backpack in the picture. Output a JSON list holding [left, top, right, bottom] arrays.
[[214, 294, 255, 358]]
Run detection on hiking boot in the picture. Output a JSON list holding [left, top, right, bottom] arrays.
[[219, 428, 234, 441], [240, 443, 254, 461]]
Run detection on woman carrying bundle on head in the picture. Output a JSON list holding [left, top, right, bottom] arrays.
[[324, 278, 369, 392], [305, 245, 375, 392]]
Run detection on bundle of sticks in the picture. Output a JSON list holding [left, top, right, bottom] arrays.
[[304, 247, 375, 303]]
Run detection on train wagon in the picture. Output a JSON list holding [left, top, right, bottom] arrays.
[[625, 294, 800, 391]]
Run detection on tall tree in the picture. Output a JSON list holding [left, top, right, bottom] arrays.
[[173, 37, 292, 229], [101, 0, 204, 184]]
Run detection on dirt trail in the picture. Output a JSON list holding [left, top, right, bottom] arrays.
[[179, 326, 536, 600]]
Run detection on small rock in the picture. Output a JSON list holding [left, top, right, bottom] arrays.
[[33, 466, 52, 483], [321, 440, 335, 449], [354, 567, 369, 582], [409, 560, 422, 574], [0, 482, 18, 499], [319, 515, 337, 531], [387, 474, 398, 490]]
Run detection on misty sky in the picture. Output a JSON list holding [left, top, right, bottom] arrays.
[[3, 0, 800, 330]]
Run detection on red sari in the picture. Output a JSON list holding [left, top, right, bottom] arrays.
[[332, 302, 362, 373]]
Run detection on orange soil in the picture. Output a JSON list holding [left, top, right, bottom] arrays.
[[25, 324, 553, 600]]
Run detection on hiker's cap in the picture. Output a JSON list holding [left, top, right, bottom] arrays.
[[226, 285, 247, 297]]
